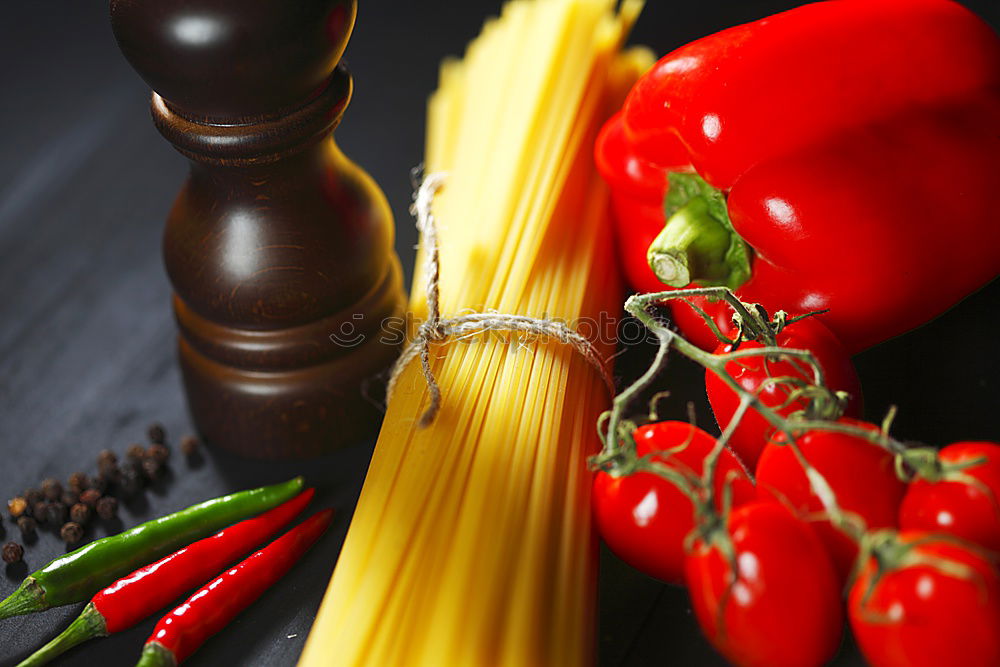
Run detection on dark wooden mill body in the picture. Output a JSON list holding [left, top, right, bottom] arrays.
[[109, 0, 405, 458]]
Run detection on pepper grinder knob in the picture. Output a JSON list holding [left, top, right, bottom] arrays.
[[111, 0, 355, 120]]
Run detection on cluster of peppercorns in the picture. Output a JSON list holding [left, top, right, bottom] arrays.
[[3, 423, 201, 565]]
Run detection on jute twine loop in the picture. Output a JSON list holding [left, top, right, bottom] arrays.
[[386, 171, 616, 427]]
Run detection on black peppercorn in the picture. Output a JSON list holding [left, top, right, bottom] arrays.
[[179, 435, 199, 457], [67, 472, 90, 494], [60, 522, 84, 544], [41, 478, 63, 502], [119, 467, 143, 496], [120, 455, 141, 471], [47, 502, 67, 526], [16, 516, 36, 538], [147, 443, 170, 464], [70, 503, 91, 525], [147, 422, 166, 444], [60, 491, 79, 508], [125, 443, 145, 462], [7, 497, 28, 519], [32, 501, 50, 524], [96, 496, 118, 520], [97, 449, 117, 467], [96, 462, 119, 487], [79, 489, 101, 508], [2, 542, 24, 564], [23, 488, 42, 506], [141, 458, 163, 481], [88, 475, 109, 494]]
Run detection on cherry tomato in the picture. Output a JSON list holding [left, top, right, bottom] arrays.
[[592, 421, 754, 584], [704, 316, 862, 468], [849, 531, 1000, 667], [685, 502, 843, 667], [899, 441, 1000, 553], [755, 418, 906, 582]]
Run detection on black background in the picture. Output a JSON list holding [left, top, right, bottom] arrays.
[[1, 1, 998, 665]]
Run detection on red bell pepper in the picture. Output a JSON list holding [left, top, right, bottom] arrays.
[[596, 0, 1000, 353]]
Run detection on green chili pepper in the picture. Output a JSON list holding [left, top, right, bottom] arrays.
[[0, 477, 303, 621]]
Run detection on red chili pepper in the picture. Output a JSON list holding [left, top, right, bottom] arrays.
[[135, 509, 333, 666], [15, 489, 315, 667], [102, 488, 316, 631], [596, 0, 1000, 353]]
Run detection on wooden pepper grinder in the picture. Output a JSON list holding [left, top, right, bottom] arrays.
[[109, 0, 405, 458]]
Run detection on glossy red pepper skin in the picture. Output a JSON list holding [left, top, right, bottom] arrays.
[[596, 111, 690, 299], [138, 509, 333, 666], [596, 0, 1000, 353], [12, 490, 316, 667], [95, 488, 314, 633], [0, 477, 305, 621]]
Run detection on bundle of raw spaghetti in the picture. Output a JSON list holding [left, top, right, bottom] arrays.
[[299, 1, 650, 665]]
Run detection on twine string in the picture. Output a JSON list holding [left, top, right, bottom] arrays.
[[386, 171, 615, 427]]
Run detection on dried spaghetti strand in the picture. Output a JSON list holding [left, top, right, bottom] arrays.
[[298, 2, 651, 665]]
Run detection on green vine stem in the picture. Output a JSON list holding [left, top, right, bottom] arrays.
[[618, 289, 866, 545], [852, 530, 978, 612], [592, 285, 989, 597], [612, 287, 974, 483]]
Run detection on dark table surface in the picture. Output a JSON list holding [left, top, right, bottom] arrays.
[[2, 1, 998, 665]]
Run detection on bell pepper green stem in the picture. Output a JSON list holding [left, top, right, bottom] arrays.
[[648, 172, 751, 291], [15, 603, 108, 667], [649, 198, 733, 286], [0, 477, 304, 620]]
